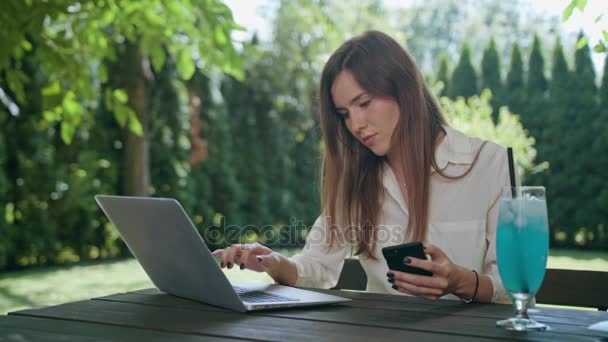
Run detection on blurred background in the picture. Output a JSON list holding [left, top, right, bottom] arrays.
[[0, 0, 607, 314]]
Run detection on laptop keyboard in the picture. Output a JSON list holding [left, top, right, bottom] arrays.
[[233, 286, 300, 303]]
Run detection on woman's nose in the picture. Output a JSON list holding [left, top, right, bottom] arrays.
[[349, 109, 368, 132]]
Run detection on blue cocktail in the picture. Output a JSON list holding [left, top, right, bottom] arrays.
[[496, 186, 549, 331]]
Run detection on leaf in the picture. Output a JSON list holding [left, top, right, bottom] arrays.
[[63, 97, 81, 115], [177, 48, 195, 80], [43, 110, 57, 122], [576, 36, 589, 50], [593, 42, 607, 53], [113, 104, 129, 128], [575, 0, 587, 11], [61, 92, 83, 133], [128, 112, 143, 136], [113, 89, 128, 104], [104, 88, 113, 110], [595, 15, 603, 23], [214, 26, 227, 47], [563, 1, 576, 21], [21, 39, 32, 51], [603, 30, 608, 42], [60, 121, 75, 144], [5, 69, 27, 103], [225, 50, 244, 81], [149, 42, 166, 72], [42, 81, 62, 96], [98, 64, 108, 83]]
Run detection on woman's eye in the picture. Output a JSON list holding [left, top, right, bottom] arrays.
[[360, 100, 371, 108], [337, 110, 349, 119]]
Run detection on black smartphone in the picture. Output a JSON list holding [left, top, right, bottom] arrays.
[[382, 242, 433, 276]]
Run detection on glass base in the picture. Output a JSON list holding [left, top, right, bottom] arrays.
[[496, 317, 548, 331]]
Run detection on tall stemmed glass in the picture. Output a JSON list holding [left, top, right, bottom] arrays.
[[496, 186, 549, 331]]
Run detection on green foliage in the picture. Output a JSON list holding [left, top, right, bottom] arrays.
[[435, 55, 451, 97], [0, 57, 122, 270], [480, 38, 503, 120], [536, 38, 570, 247], [449, 43, 478, 99], [0, 0, 244, 270], [595, 55, 608, 247], [440, 90, 536, 175], [524, 35, 548, 138], [0, 0, 243, 144], [505, 43, 525, 116], [148, 61, 195, 209], [566, 32, 601, 247], [563, 0, 607, 53], [601, 54, 608, 106], [562, 0, 587, 21], [481, 39, 502, 94]]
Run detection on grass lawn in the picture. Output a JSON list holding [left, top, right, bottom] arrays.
[[1, 248, 607, 315]]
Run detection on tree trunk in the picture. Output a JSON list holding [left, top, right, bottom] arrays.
[[188, 89, 208, 166], [122, 42, 152, 196]]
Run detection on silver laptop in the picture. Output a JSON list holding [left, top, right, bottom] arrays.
[[95, 195, 350, 312]]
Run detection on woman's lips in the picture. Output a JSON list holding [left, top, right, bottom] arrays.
[[362, 134, 377, 146]]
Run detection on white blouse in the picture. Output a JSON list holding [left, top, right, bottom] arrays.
[[291, 126, 512, 303]]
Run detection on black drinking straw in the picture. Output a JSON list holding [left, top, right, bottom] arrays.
[[507, 147, 516, 197]]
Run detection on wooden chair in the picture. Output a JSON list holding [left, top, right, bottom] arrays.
[[335, 258, 608, 311]]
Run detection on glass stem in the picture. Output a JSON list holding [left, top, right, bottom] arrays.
[[515, 297, 530, 320]]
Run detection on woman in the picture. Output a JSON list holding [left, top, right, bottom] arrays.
[[213, 30, 511, 303]]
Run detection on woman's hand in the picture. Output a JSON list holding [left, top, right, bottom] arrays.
[[386, 244, 472, 301], [212, 243, 281, 274]]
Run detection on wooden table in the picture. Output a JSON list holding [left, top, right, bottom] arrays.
[[2, 287, 608, 341]]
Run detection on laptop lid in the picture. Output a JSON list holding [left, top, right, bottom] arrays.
[[95, 195, 247, 312]]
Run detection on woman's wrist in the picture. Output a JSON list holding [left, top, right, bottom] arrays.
[[453, 266, 477, 301], [268, 253, 298, 286]]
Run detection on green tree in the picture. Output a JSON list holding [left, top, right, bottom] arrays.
[[0, 0, 243, 197], [505, 43, 526, 116], [543, 37, 575, 247], [435, 54, 451, 97], [0, 107, 10, 268], [0, 1, 244, 270], [1, 53, 56, 269], [594, 55, 608, 248], [449, 43, 478, 99], [568, 32, 601, 247], [185, 72, 245, 248], [480, 38, 503, 120], [439, 90, 537, 175], [524, 34, 549, 138], [148, 60, 195, 210]]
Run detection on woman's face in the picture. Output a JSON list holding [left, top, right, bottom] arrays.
[[331, 70, 401, 157]]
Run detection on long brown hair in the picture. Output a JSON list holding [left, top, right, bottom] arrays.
[[318, 30, 482, 259]]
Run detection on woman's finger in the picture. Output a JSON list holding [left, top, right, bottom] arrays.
[[393, 280, 443, 297], [422, 243, 447, 261], [224, 244, 242, 269], [238, 248, 251, 269], [404, 256, 435, 272], [390, 270, 448, 290]]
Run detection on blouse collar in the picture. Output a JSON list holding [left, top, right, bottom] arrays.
[[381, 125, 476, 213]]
